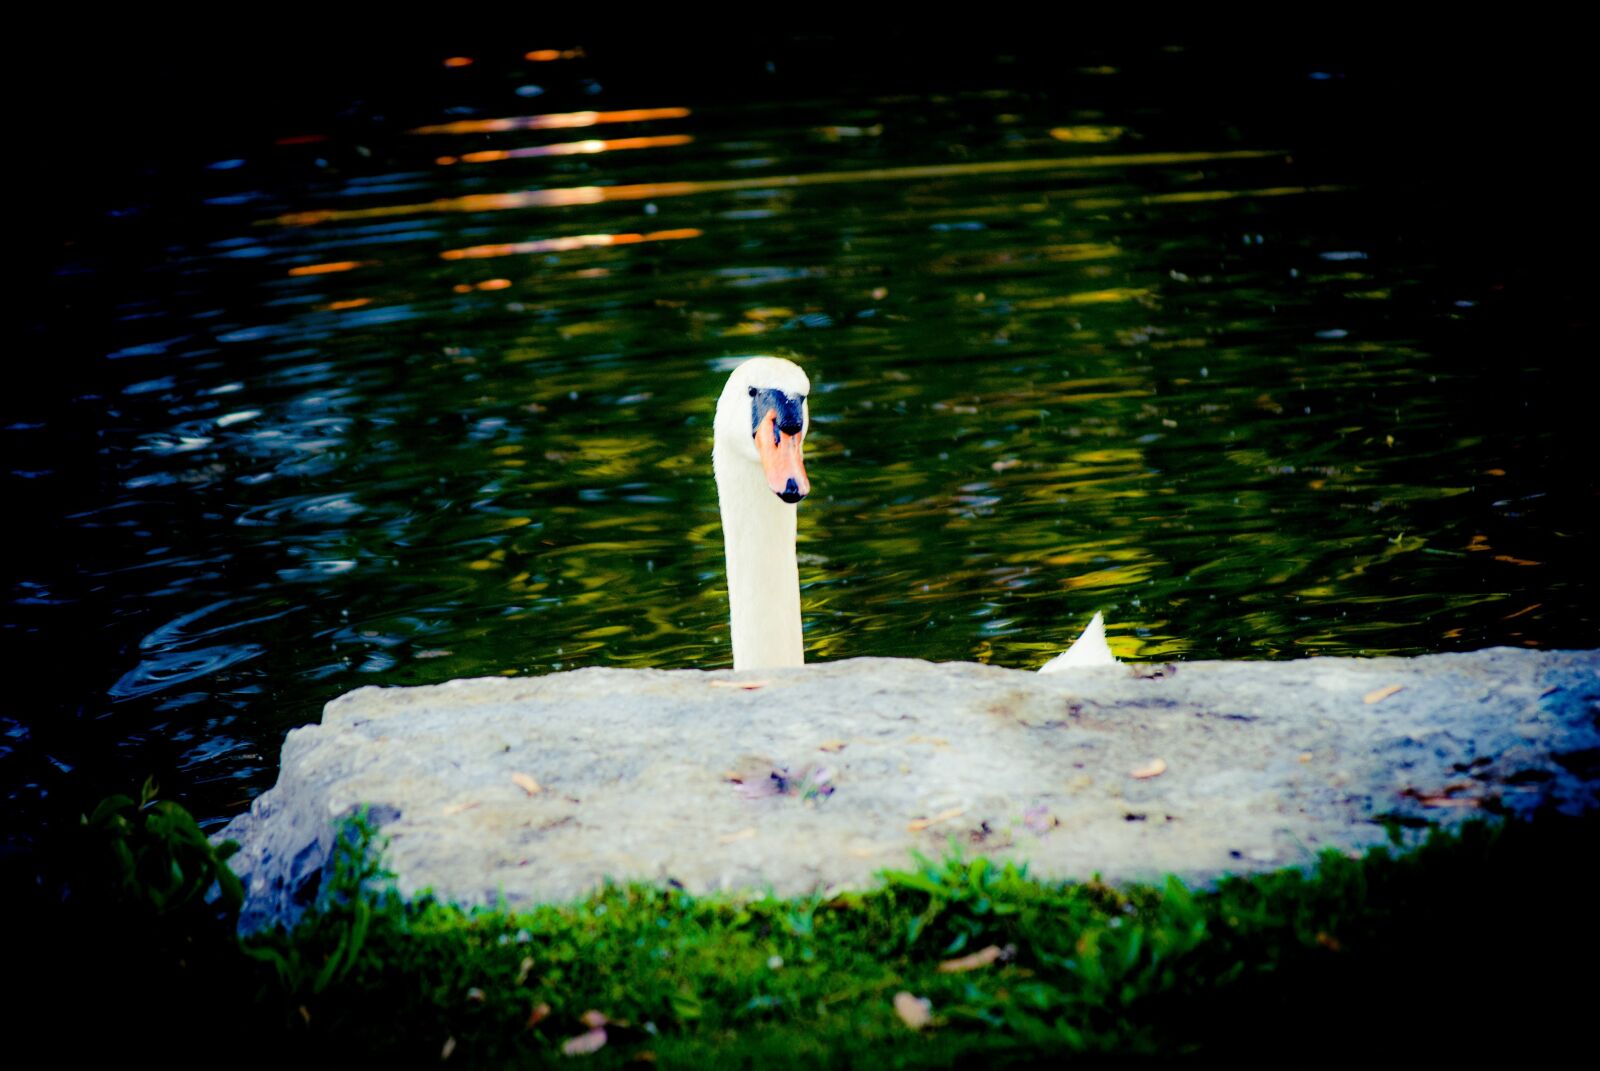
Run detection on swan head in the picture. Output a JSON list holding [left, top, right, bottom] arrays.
[[714, 356, 811, 503]]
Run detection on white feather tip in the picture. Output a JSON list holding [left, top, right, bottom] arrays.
[[1038, 611, 1118, 673]]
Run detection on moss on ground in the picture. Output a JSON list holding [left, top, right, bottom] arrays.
[[11, 790, 1599, 1065]]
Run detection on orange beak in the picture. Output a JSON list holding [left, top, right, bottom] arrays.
[[755, 408, 809, 503]]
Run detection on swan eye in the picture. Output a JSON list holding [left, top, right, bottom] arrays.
[[750, 387, 806, 438]]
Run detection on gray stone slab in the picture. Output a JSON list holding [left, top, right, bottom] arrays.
[[220, 648, 1600, 932]]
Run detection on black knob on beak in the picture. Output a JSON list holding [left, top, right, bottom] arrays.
[[779, 478, 805, 503]]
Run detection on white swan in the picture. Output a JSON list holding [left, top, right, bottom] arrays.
[[713, 356, 1117, 673]]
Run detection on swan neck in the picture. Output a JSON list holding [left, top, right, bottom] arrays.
[[715, 443, 803, 670]]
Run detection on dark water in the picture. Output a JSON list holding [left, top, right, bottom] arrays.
[[7, 36, 1594, 833]]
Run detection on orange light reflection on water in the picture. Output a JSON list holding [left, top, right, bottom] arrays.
[[440, 228, 702, 261], [410, 107, 690, 136], [438, 134, 693, 166], [287, 260, 364, 276]]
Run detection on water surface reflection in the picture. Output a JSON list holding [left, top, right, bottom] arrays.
[[9, 39, 1591, 829]]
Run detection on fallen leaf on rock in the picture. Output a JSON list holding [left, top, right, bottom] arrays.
[[718, 827, 758, 845], [525, 1001, 551, 1029], [1363, 684, 1404, 705], [818, 739, 848, 752], [442, 801, 481, 816], [1401, 782, 1483, 808], [795, 765, 835, 800], [905, 735, 950, 748], [512, 772, 543, 796], [1418, 795, 1482, 808], [908, 806, 966, 832], [1130, 758, 1167, 780], [562, 1028, 607, 1056], [726, 762, 784, 799], [938, 945, 1002, 973], [1023, 804, 1058, 832], [710, 679, 770, 690], [729, 762, 835, 802], [893, 991, 932, 1030]]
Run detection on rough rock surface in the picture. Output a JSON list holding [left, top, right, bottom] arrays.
[[222, 648, 1600, 932]]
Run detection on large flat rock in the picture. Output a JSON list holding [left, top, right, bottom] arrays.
[[222, 649, 1599, 932]]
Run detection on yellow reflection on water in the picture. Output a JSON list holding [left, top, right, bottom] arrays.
[[1050, 125, 1126, 142], [1042, 242, 1122, 262], [1062, 287, 1151, 306], [409, 106, 691, 135], [1073, 185, 1347, 211], [269, 149, 1286, 227], [439, 228, 702, 261]]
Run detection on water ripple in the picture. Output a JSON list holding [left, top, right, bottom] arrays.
[[109, 644, 267, 701]]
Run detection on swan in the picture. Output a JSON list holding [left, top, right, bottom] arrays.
[[713, 356, 1118, 673]]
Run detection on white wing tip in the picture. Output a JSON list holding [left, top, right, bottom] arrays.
[[1038, 611, 1118, 673]]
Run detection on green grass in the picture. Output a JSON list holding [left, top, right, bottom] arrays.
[[13, 790, 1599, 1065]]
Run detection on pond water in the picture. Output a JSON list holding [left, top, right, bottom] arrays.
[[8, 38, 1593, 831]]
